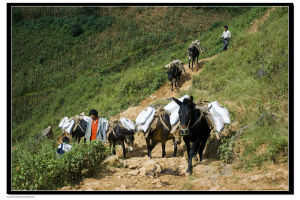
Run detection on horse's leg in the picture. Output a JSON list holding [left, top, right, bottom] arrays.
[[121, 140, 126, 159], [198, 136, 209, 162], [112, 141, 116, 155], [173, 138, 178, 157], [187, 137, 200, 174], [183, 136, 192, 173], [192, 57, 194, 71], [171, 80, 173, 91], [197, 54, 199, 65], [146, 138, 152, 158], [161, 141, 166, 158]]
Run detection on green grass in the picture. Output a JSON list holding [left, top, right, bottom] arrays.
[[11, 6, 288, 190], [12, 139, 110, 190], [191, 7, 289, 169], [12, 6, 250, 143]]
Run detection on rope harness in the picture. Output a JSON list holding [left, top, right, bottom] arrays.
[[158, 112, 177, 138], [179, 110, 204, 136], [107, 122, 118, 138], [77, 123, 86, 135]]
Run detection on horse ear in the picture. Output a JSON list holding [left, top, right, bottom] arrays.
[[189, 96, 194, 104], [172, 97, 182, 106]]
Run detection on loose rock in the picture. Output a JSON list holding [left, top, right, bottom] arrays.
[[128, 169, 140, 176], [103, 155, 123, 168], [250, 175, 265, 182], [143, 160, 157, 172], [41, 126, 53, 139], [125, 159, 140, 169]]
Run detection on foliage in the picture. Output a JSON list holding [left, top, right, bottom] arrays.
[[218, 133, 235, 164], [10, 6, 288, 190], [192, 7, 288, 169], [70, 23, 83, 36], [12, 139, 110, 190]]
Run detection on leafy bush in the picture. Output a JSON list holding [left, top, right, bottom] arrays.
[[70, 23, 83, 36], [12, 139, 110, 190]]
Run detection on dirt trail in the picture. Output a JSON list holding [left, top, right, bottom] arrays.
[[59, 7, 288, 191], [248, 6, 276, 33], [112, 54, 219, 121]]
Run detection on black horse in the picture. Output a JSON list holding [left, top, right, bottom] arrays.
[[187, 46, 199, 71], [145, 111, 181, 158], [172, 96, 211, 174], [167, 65, 182, 91], [108, 125, 135, 159], [72, 119, 87, 143]]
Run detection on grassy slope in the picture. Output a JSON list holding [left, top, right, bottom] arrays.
[[11, 6, 289, 190], [189, 7, 289, 169], [12, 7, 237, 143]]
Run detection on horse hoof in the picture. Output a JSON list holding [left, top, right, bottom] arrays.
[[185, 171, 192, 176], [186, 168, 192, 175]]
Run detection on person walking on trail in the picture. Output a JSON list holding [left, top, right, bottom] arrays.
[[220, 25, 231, 51], [85, 109, 106, 143]]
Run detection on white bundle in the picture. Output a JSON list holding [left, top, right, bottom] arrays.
[[209, 108, 224, 132], [208, 101, 231, 132], [59, 117, 69, 128], [164, 95, 188, 126], [210, 101, 230, 124], [65, 120, 75, 134], [82, 116, 91, 122], [120, 117, 135, 131], [99, 118, 109, 132], [61, 119, 71, 130], [136, 107, 155, 126], [141, 109, 156, 133], [164, 95, 188, 114], [170, 107, 180, 126]]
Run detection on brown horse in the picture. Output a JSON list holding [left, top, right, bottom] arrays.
[[144, 110, 181, 158]]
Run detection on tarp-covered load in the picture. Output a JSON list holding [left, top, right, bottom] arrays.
[[120, 117, 135, 131], [164, 59, 186, 74], [164, 95, 188, 126], [136, 107, 156, 133], [188, 40, 203, 54], [59, 113, 91, 134], [59, 117, 74, 134], [205, 101, 230, 132]]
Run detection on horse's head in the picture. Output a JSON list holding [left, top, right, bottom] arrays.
[[124, 131, 135, 152], [172, 96, 194, 136], [187, 48, 193, 61]]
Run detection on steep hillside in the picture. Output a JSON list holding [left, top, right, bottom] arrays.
[[63, 6, 289, 191], [11, 6, 289, 191], [12, 7, 267, 143]]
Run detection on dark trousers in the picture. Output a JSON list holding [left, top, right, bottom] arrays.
[[223, 39, 229, 51]]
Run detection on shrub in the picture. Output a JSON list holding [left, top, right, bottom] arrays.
[[70, 23, 83, 37], [12, 139, 110, 190]]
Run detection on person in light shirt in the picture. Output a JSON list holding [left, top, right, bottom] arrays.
[[85, 109, 107, 142], [220, 25, 231, 51]]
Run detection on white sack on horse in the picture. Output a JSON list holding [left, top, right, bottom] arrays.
[[209, 101, 231, 124], [136, 107, 155, 126], [208, 101, 230, 132], [65, 120, 75, 134], [164, 95, 188, 114], [120, 117, 135, 131], [58, 117, 69, 128], [170, 107, 180, 126], [141, 109, 156, 133]]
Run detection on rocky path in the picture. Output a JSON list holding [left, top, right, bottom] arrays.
[[61, 130, 288, 191], [59, 7, 288, 191]]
